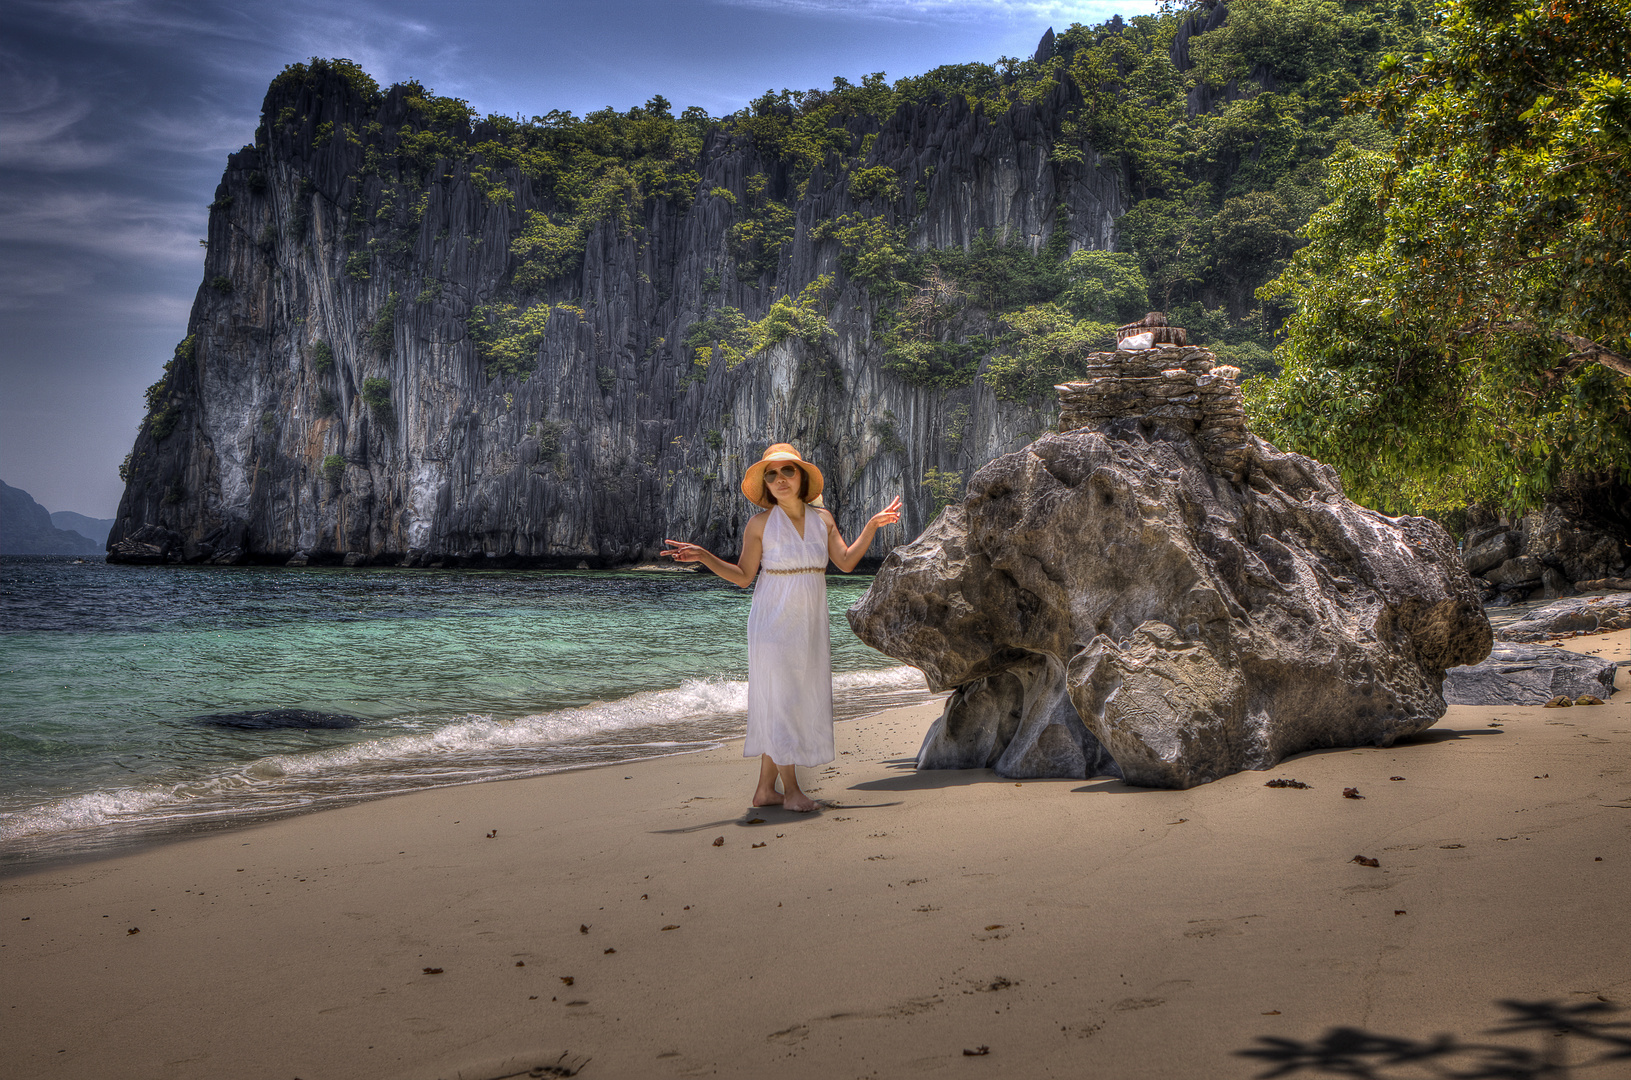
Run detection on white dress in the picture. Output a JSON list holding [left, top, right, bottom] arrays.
[[744, 505, 835, 766]]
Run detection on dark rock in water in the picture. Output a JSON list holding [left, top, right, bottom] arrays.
[[1493, 595, 1631, 642], [1442, 644, 1617, 706], [193, 709, 363, 730], [849, 365, 1492, 789], [108, 523, 184, 564]]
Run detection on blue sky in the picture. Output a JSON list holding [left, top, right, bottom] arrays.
[[0, 0, 1160, 518]]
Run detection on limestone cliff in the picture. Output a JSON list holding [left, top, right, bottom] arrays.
[[110, 65, 1127, 567]]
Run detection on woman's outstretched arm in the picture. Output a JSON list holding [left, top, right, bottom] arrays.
[[661, 513, 767, 587], [822, 496, 902, 573]]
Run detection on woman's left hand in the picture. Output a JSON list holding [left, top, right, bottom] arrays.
[[868, 496, 903, 531]]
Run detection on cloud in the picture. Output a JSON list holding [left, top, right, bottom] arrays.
[[136, 106, 259, 159], [0, 189, 203, 265], [0, 55, 124, 172], [38, 0, 256, 47], [0, 259, 95, 312], [718, 0, 1156, 23]]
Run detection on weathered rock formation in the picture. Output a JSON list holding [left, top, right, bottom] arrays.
[[1442, 644, 1618, 706], [1056, 344, 1248, 479], [1462, 499, 1630, 603], [1492, 595, 1631, 643], [108, 65, 1128, 567], [848, 342, 1493, 788]]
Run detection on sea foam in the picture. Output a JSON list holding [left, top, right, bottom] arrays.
[[0, 666, 929, 850]]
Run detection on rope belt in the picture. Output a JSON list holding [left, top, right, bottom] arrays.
[[763, 566, 827, 575]]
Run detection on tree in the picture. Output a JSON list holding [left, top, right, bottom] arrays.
[[1251, 0, 1631, 513]]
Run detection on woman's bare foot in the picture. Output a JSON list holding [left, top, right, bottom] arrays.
[[751, 789, 785, 807], [782, 792, 820, 813]]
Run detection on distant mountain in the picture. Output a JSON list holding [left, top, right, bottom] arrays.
[[50, 511, 115, 547], [1, 481, 104, 555]]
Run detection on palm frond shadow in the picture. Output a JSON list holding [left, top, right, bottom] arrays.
[[1238, 999, 1630, 1079]]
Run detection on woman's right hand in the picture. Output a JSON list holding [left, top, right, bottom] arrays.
[[661, 539, 704, 563]]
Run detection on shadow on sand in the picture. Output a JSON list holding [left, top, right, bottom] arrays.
[[1237, 998, 1630, 1078], [846, 725, 1508, 796]]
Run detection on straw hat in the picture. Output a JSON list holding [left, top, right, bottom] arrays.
[[741, 443, 825, 508]]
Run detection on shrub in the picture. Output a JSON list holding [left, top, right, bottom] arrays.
[[849, 165, 899, 200], [709, 186, 737, 205], [983, 304, 1115, 402], [753, 275, 834, 351], [534, 419, 566, 457], [247, 171, 267, 194], [344, 251, 371, 280], [922, 467, 965, 514], [312, 340, 334, 374], [811, 213, 911, 292], [366, 292, 398, 353], [322, 454, 346, 485], [871, 411, 906, 454], [596, 367, 617, 393], [469, 300, 550, 379], [209, 276, 233, 294], [1059, 250, 1149, 322], [148, 407, 179, 440], [944, 404, 970, 453], [683, 276, 833, 370], [727, 173, 794, 280], [361, 377, 394, 428]]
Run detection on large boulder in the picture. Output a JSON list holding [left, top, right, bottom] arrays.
[[1463, 530, 1521, 575], [1443, 643, 1618, 705], [1493, 595, 1631, 642], [849, 350, 1492, 789], [1519, 503, 1629, 583], [1485, 555, 1547, 589]]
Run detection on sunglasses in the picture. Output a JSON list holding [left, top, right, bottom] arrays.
[[764, 464, 802, 482]]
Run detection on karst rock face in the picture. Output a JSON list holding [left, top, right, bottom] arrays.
[[107, 66, 1127, 568], [847, 345, 1493, 789]]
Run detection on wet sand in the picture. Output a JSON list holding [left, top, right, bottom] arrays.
[[2, 628, 1627, 1079]]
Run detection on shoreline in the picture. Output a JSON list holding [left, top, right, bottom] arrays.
[[0, 670, 940, 880], [3, 630, 1626, 1079]]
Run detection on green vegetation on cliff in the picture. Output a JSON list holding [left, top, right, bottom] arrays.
[[231, 3, 1619, 520], [143, 336, 195, 442]]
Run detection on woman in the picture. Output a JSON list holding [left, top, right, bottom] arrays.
[[662, 443, 902, 812]]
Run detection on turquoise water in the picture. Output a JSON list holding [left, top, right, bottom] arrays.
[[0, 556, 930, 867]]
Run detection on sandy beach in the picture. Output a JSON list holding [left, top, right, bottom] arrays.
[[3, 629, 1627, 1080]]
